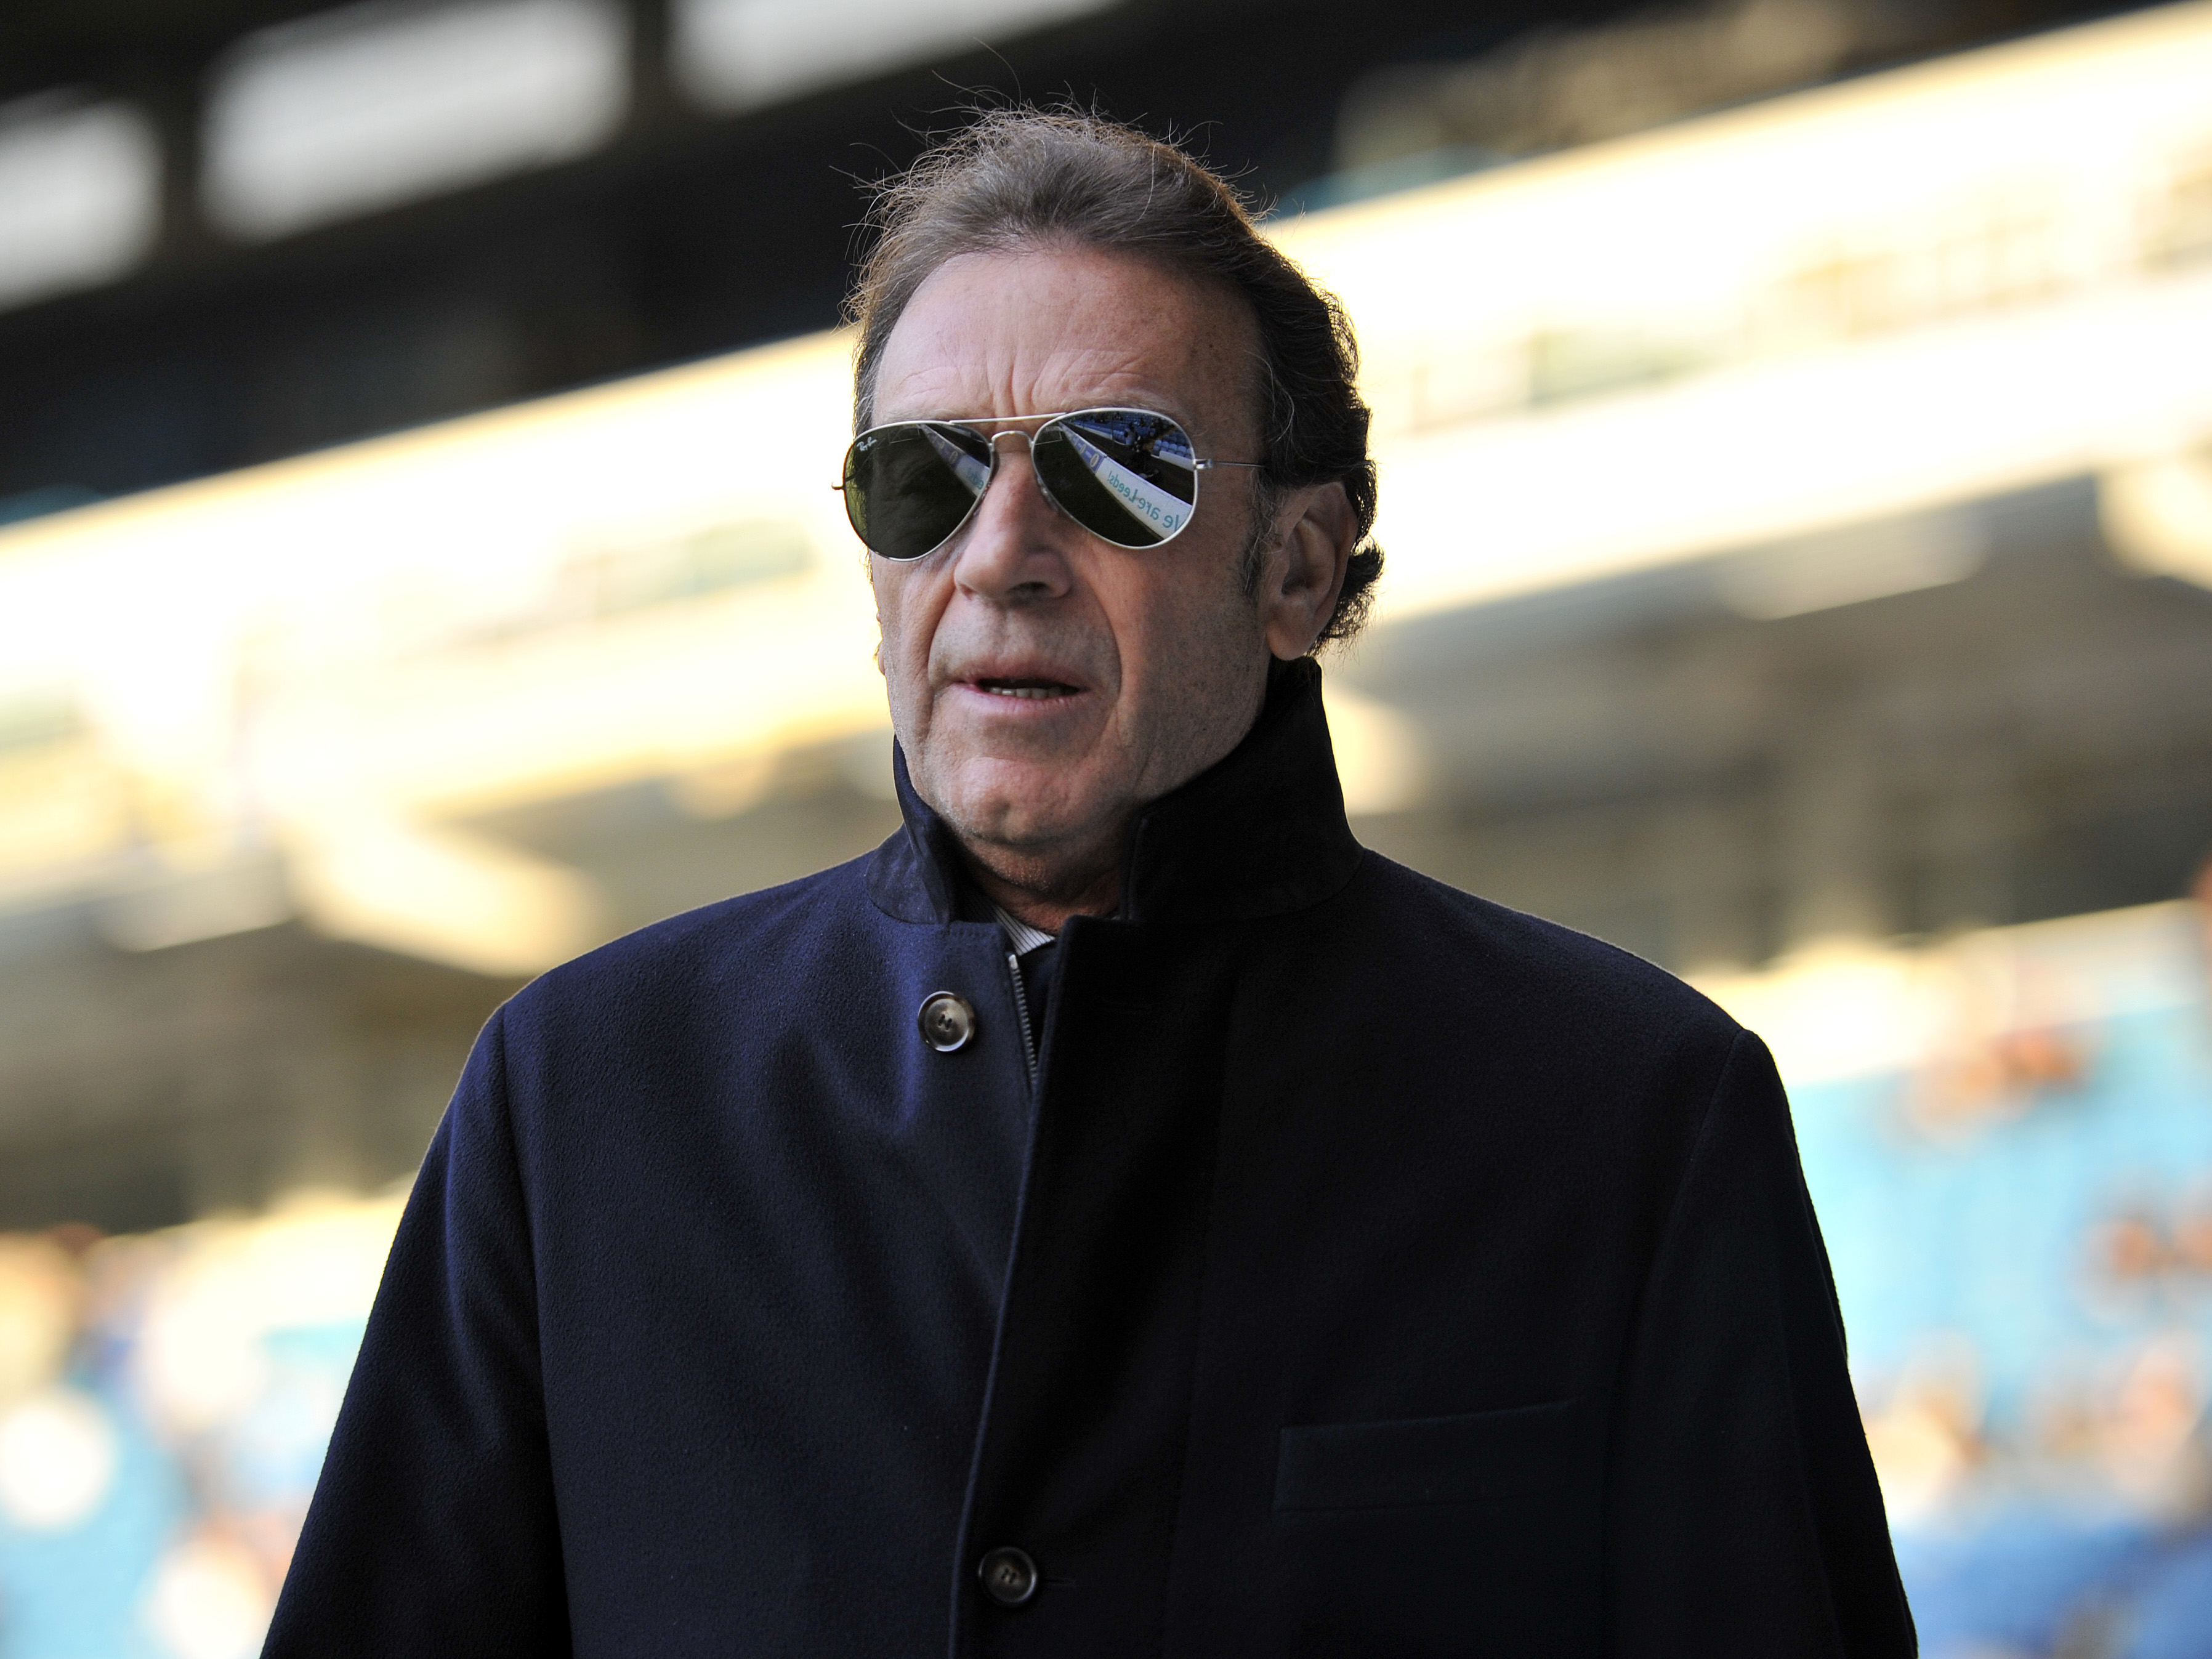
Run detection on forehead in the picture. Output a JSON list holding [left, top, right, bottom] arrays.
[[870, 246, 1258, 439]]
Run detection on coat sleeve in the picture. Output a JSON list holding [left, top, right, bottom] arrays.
[[1602, 1029, 1916, 1657], [262, 1007, 571, 1657]]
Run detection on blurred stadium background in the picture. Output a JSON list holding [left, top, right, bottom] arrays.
[[4, 0, 2212, 1653]]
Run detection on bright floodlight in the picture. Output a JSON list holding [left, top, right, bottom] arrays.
[[0, 95, 161, 312], [672, 0, 1115, 111], [203, 0, 629, 241]]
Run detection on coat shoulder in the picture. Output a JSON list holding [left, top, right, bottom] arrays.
[[503, 852, 880, 1031], [1346, 850, 1746, 1062]]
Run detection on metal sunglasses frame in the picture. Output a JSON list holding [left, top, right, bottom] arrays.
[[836, 405, 1265, 560]]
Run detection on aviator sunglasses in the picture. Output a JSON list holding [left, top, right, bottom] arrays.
[[839, 406, 1263, 561]]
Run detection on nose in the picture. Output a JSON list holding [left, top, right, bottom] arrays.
[[948, 431, 1074, 605]]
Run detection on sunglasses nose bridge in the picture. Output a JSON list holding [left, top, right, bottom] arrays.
[[976, 427, 1053, 511]]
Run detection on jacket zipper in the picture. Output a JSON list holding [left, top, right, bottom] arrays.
[[1004, 950, 1038, 1092]]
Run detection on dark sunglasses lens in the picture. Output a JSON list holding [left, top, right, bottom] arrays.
[[843, 423, 995, 559], [1031, 410, 1200, 548]]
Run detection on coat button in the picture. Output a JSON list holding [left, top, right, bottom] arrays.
[[917, 991, 977, 1052], [976, 1545, 1039, 1607]]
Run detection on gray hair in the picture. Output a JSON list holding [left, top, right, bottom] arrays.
[[846, 108, 1383, 647]]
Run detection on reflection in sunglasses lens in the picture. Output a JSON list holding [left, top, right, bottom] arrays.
[[1034, 412, 1198, 547]]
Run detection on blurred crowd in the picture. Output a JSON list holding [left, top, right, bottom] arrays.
[[1801, 882, 2212, 1656], [0, 1197, 399, 1659]]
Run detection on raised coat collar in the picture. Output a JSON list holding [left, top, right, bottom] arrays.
[[865, 657, 1364, 928]]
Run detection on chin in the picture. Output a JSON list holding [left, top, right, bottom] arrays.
[[932, 758, 1110, 853]]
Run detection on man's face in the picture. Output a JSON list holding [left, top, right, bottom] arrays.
[[867, 246, 1281, 889]]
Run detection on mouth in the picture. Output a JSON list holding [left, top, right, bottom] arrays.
[[969, 676, 1083, 702]]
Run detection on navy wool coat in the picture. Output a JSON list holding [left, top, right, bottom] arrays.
[[266, 659, 1914, 1657]]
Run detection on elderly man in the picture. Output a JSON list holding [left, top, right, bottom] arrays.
[[267, 112, 1913, 1656]]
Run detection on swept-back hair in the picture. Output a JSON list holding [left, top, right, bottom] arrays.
[[846, 108, 1383, 646]]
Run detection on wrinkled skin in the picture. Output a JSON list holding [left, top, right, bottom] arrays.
[[867, 246, 1357, 930]]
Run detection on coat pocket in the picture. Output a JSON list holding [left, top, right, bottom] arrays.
[[1274, 1400, 1575, 1513]]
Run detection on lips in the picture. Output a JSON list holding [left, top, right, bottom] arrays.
[[974, 677, 1081, 701], [935, 640, 1101, 715]]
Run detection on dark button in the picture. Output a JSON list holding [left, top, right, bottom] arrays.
[[917, 991, 977, 1052], [977, 1545, 1039, 1607]]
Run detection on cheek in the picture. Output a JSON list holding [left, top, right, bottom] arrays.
[[868, 572, 932, 721], [871, 570, 926, 665], [1104, 547, 1259, 701]]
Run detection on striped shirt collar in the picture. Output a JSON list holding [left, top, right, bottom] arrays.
[[990, 902, 1057, 956]]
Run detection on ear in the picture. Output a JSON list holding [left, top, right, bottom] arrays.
[[1257, 481, 1358, 660]]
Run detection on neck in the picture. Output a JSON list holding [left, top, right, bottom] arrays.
[[957, 831, 1124, 934], [870, 657, 1358, 934]]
